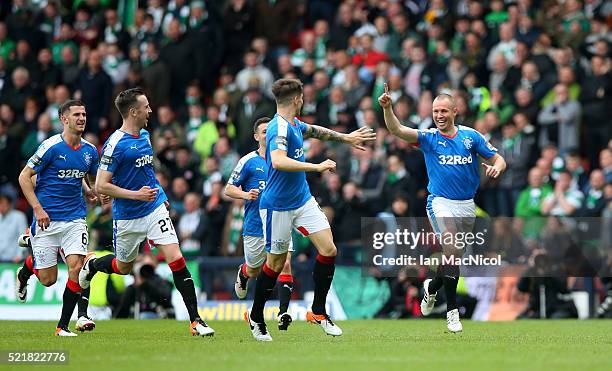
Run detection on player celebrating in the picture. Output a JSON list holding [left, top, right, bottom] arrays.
[[78, 88, 214, 336], [244, 78, 376, 341], [378, 84, 506, 332], [15, 100, 100, 336], [225, 117, 295, 331]]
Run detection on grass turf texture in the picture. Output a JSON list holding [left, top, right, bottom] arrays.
[[2, 320, 611, 371]]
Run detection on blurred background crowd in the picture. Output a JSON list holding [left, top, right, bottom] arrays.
[[0, 0, 610, 319]]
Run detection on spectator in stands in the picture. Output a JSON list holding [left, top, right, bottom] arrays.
[[0, 191, 27, 262], [232, 83, 274, 154], [20, 113, 53, 159], [516, 167, 554, 217], [74, 49, 113, 133], [160, 18, 194, 109], [213, 136, 239, 180], [236, 49, 274, 95], [335, 182, 370, 243], [141, 41, 170, 110], [580, 55, 611, 166], [0, 118, 19, 188], [352, 33, 388, 83], [381, 155, 416, 212], [2, 67, 33, 117], [223, 0, 255, 74], [31, 48, 61, 94], [577, 169, 607, 216], [542, 170, 584, 216], [178, 192, 204, 257], [194, 105, 221, 164], [497, 122, 534, 216], [537, 84, 582, 154]]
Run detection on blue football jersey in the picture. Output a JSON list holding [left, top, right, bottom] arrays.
[[416, 125, 497, 200], [99, 129, 167, 220], [227, 151, 267, 237], [27, 134, 99, 226], [259, 114, 312, 211]]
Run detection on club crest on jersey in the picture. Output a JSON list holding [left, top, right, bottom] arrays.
[[83, 151, 92, 166], [463, 137, 473, 150]]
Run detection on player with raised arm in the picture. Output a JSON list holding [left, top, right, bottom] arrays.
[[225, 117, 295, 331], [15, 100, 101, 336], [244, 78, 376, 341], [379, 84, 506, 332], [78, 88, 214, 337]]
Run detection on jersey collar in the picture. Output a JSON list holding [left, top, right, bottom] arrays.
[[276, 113, 297, 127], [119, 129, 141, 138], [61, 135, 82, 151], [440, 126, 459, 139]]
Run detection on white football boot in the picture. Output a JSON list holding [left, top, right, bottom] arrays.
[[306, 311, 343, 336], [234, 264, 248, 300], [446, 309, 463, 333], [420, 278, 437, 316], [190, 318, 215, 337], [75, 316, 96, 332], [244, 310, 272, 341], [54, 327, 77, 337]]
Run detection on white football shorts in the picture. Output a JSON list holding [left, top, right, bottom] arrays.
[[113, 203, 179, 263], [259, 197, 330, 255], [31, 219, 88, 269], [426, 196, 476, 235]]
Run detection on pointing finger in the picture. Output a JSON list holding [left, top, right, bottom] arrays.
[[384, 83, 389, 94]]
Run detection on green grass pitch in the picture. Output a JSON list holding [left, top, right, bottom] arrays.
[[2, 319, 611, 371]]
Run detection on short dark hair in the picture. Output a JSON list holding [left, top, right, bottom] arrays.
[[271, 78, 303, 105], [253, 116, 271, 133], [115, 87, 145, 118], [58, 99, 85, 118], [433, 93, 456, 108]]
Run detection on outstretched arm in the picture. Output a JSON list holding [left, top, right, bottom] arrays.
[[95, 169, 158, 201], [303, 125, 376, 151], [378, 83, 419, 143]]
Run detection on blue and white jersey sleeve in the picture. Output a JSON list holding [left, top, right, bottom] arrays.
[[473, 131, 497, 159], [296, 118, 309, 135], [228, 157, 250, 188], [268, 118, 288, 152], [27, 138, 58, 173], [99, 131, 125, 173], [417, 129, 437, 152]]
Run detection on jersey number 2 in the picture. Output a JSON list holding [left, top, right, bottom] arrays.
[[158, 217, 174, 233]]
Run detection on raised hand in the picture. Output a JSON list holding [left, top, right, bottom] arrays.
[[377, 83, 392, 108], [347, 126, 377, 151]]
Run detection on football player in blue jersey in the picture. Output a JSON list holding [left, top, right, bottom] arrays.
[[16, 100, 101, 336], [379, 84, 506, 332], [78, 88, 214, 337], [225, 117, 295, 331], [244, 79, 376, 341]]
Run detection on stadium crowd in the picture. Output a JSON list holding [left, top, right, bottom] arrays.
[[0, 0, 610, 318]]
